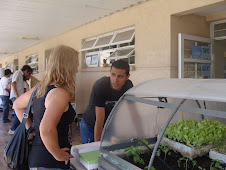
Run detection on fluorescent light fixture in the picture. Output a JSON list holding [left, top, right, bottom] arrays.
[[21, 36, 40, 40]]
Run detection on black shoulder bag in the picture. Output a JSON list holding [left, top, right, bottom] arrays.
[[4, 89, 36, 169]]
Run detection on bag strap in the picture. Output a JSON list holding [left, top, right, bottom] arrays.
[[21, 87, 37, 125]]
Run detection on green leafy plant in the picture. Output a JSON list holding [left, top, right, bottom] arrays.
[[157, 143, 170, 161], [157, 143, 177, 161], [189, 157, 197, 168], [137, 139, 149, 147], [198, 166, 206, 170], [177, 156, 197, 170], [124, 146, 144, 165], [210, 160, 224, 170], [164, 119, 226, 148], [213, 137, 226, 154], [124, 139, 155, 168], [137, 139, 150, 153], [144, 166, 156, 170]]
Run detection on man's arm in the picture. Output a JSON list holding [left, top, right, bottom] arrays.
[[4, 80, 11, 93], [11, 82, 19, 98], [4, 87, 10, 93], [94, 106, 105, 142]]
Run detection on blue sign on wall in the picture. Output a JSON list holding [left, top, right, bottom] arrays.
[[201, 64, 211, 78], [201, 46, 211, 59], [192, 46, 211, 59], [192, 46, 201, 58]]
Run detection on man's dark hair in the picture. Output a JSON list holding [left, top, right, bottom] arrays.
[[111, 60, 130, 76], [5, 69, 11, 76], [21, 65, 33, 74]]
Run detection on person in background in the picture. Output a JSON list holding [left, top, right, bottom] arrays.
[[23, 73, 31, 92], [80, 60, 133, 144], [0, 69, 12, 123], [13, 45, 79, 169], [8, 65, 33, 134]]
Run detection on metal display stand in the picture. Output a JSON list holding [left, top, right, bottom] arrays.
[[70, 157, 87, 170], [98, 78, 226, 170]]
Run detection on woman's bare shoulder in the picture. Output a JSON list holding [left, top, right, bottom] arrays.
[[46, 87, 70, 102]]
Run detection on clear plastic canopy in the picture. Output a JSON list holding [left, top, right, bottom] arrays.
[[125, 78, 226, 102], [100, 78, 226, 147], [99, 78, 226, 169]]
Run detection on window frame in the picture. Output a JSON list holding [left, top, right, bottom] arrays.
[[5, 62, 12, 70], [85, 51, 100, 68], [81, 27, 135, 68], [110, 27, 135, 46], [107, 45, 135, 60], [25, 53, 39, 72], [80, 37, 98, 52], [93, 32, 114, 49], [178, 33, 213, 79], [80, 27, 135, 51]]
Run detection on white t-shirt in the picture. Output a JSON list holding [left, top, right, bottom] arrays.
[[0, 77, 10, 96], [10, 70, 24, 99], [24, 81, 29, 92]]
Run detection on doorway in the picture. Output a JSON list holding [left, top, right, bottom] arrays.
[[177, 19, 226, 79]]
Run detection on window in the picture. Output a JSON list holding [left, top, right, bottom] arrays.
[[13, 59, 18, 72], [5, 62, 12, 70], [210, 19, 226, 40], [80, 27, 135, 67], [45, 49, 52, 70], [178, 33, 213, 79], [85, 52, 99, 67], [111, 28, 135, 45], [93, 33, 114, 48], [107, 46, 135, 65], [26, 53, 38, 72], [81, 38, 97, 51]]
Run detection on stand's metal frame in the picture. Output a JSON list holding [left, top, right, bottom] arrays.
[[99, 94, 226, 170]]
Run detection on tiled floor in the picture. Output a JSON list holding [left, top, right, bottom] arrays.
[[0, 109, 81, 170]]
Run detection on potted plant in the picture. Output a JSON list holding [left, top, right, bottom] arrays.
[[103, 59, 107, 67]]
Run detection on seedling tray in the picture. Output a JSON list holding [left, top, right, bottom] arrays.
[[79, 150, 100, 170], [161, 137, 212, 158], [209, 149, 226, 164]]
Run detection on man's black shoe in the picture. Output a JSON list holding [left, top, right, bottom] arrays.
[[3, 119, 11, 123]]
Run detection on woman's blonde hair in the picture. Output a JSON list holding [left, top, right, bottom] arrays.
[[36, 45, 78, 99]]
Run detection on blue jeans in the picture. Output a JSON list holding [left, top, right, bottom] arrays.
[[10, 97, 20, 131], [80, 118, 94, 144], [0, 95, 10, 121]]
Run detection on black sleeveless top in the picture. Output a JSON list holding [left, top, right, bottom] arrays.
[[28, 85, 76, 169]]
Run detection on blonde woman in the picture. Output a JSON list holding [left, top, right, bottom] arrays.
[[14, 45, 79, 170]]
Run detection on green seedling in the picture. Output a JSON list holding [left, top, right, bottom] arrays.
[[164, 119, 226, 148], [177, 156, 196, 170], [157, 143, 176, 161], [124, 146, 144, 165], [137, 139, 150, 153], [144, 166, 156, 170], [210, 160, 224, 170], [198, 166, 206, 170], [189, 157, 197, 168]]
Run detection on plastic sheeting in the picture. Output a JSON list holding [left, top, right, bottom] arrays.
[[126, 78, 226, 102], [101, 78, 226, 147]]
